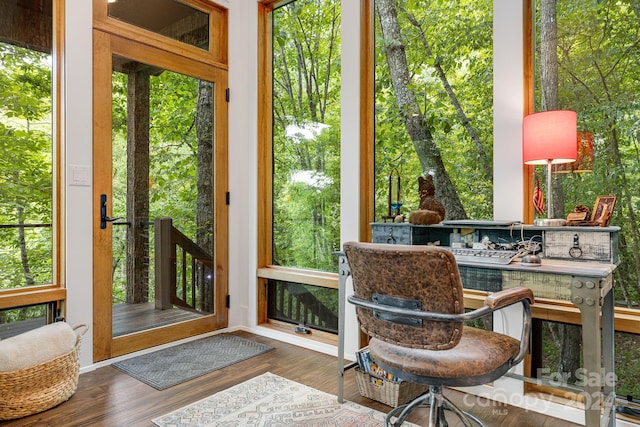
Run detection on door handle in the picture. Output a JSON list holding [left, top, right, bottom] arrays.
[[100, 194, 121, 229]]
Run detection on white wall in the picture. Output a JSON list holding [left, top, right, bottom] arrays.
[[64, 0, 94, 368], [493, 0, 525, 220], [338, 0, 363, 362], [227, 0, 256, 330]]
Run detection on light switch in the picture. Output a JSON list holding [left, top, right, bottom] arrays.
[[69, 164, 91, 186]]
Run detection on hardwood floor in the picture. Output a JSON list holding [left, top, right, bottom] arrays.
[[2, 331, 580, 427]]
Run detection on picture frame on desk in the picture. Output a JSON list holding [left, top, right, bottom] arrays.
[[592, 195, 616, 226]]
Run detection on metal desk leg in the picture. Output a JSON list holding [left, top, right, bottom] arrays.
[[337, 253, 349, 403], [602, 282, 616, 427], [573, 276, 615, 427]]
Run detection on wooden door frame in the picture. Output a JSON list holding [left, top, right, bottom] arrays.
[[92, 30, 228, 362]]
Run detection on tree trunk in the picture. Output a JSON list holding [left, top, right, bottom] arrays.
[[540, 0, 580, 379], [196, 80, 214, 257], [16, 200, 35, 286], [558, 323, 581, 384], [540, 0, 567, 219], [196, 80, 215, 313], [401, 8, 492, 184], [126, 70, 150, 304], [540, 0, 559, 111], [376, 0, 466, 219]]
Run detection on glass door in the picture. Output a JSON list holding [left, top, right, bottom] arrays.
[[93, 31, 228, 361]]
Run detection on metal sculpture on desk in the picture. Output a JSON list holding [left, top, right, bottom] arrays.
[[408, 175, 446, 225], [382, 168, 404, 223]]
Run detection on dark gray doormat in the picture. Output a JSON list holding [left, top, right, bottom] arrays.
[[112, 334, 274, 390]]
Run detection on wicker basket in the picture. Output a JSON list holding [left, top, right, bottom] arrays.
[[0, 324, 88, 421], [355, 368, 428, 407]]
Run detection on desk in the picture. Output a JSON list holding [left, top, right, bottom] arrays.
[[337, 250, 617, 427]]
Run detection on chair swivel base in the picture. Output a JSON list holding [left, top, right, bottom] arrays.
[[385, 385, 485, 427]]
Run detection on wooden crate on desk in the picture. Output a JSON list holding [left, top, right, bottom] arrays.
[[542, 227, 619, 263]]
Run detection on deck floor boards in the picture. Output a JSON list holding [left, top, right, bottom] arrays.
[[112, 302, 204, 336]]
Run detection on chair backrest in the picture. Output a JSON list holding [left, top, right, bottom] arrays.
[[344, 241, 464, 350]]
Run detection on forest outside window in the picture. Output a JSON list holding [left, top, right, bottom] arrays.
[[530, 0, 640, 401], [373, 0, 494, 221], [0, 0, 62, 332], [0, 1, 56, 292], [270, 0, 341, 272]]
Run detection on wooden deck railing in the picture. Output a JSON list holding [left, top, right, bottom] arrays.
[[267, 281, 338, 333], [154, 217, 214, 314]]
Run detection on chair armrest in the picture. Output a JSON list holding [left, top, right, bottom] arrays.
[[481, 286, 534, 366], [484, 286, 535, 310]]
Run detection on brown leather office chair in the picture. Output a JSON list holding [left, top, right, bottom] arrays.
[[344, 241, 534, 427]]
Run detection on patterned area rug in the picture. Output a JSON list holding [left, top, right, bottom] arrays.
[[152, 372, 418, 426], [112, 334, 274, 390]]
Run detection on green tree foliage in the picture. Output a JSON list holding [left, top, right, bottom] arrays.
[[111, 67, 200, 237], [0, 42, 53, 290], [110, 66, 203, 302], [374, 0, 494, 220], [271, 0, 341, 271], [536, 0, 640, 306], [534, 0, 640, 397]]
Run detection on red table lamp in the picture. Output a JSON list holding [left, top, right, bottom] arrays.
[[523, 110, 578, 221]]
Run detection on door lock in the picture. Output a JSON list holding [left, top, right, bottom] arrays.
[[100, 194, 121, 229]]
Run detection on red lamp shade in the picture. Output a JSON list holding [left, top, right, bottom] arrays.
[[523, 110, 578, 165]]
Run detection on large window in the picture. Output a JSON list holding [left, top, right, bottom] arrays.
[[258, 0, 341, 339], [107, 0, 210, 50], [531, 0, 640, 399], [0, 0, 55, 290], [271, 0, 341, 271], [373, 0, 494, 221], [0, 0, 63, 333]]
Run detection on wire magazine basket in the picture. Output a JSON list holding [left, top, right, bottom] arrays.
[[354, 367, 428, 407]]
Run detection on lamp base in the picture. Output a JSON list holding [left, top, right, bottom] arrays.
[[533, 218, 567, 227], [520, 253, 542, 266]]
